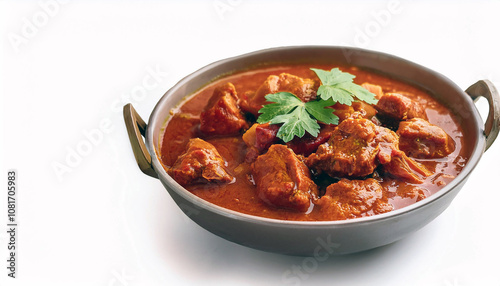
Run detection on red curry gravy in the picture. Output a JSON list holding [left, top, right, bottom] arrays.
[[160, 64, 467, 221]]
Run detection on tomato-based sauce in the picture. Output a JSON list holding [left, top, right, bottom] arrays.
[[160, 64, 467, 221]]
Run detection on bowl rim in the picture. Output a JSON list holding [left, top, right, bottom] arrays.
[[146, 45, 486, 227]]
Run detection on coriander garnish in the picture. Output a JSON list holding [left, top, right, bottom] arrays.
[[257, 68, 377, 142]]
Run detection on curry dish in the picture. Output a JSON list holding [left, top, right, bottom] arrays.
[[160, 64, 467, 221]]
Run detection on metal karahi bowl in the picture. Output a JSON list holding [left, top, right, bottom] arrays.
[[124, 46, 499, 256]]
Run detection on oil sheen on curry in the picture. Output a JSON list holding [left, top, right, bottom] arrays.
[[160, 64, 467, 221]]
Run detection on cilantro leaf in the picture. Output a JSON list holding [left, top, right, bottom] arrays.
[[311, 68, 355, 85], [257, 92, 338, 142], [311, 68, 378, 105], [271, 107, 320, 143], [304, 98, 338, 125], [256, 68, 376, 143], [317, 84, 354, 105], [256, 92, 301, 123], [345, 83, 379, 104]]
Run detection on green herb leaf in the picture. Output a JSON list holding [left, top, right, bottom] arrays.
[[256, 68, 376, 143], [311, 68, 355, 85], [304, 98, 338, 125], [256, 92, 301, 123], [271, 107, 320, 143], [257, 92, 338, 142], [311, 68, 378, 105]]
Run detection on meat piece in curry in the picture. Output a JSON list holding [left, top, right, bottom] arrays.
[[383, 152, 432, 184], [305, 118, 430, 182], [307, 118, 385, 178], [160, 64, 466, 221], [200, 82, 248, 136], [375, 92, 427, 122], [397, 118, 455, 158], [169, 138, 234, 186], [240, 73, 318, 116], [251, 144, 318, 212], [314, 179, 393, 220]]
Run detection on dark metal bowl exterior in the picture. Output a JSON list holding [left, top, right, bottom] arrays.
[[144, 46, 487, 255]]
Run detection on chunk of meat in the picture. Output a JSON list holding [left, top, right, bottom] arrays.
[[306, 119, 397, 178], [378, 123, 433, 183], [361, 82, 383, 99], [200, 82, 248, 136], [307, 118, 432, 182], [315, 178, 393, 220], [252, 144, 318, 212], [374, 126, 399, 165], [169, 138, 234, 186], [397, 118, 455, 158], [242, 123, 280, 162], [241, 73, 318, 116], [375, 92, 427, 122], [383, 152, 432, 184]]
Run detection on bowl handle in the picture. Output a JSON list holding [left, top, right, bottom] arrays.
[[123, 103, 158, 178], [465, 80, 500, 151]]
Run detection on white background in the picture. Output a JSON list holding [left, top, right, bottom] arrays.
[[1, 1, 500, 285]]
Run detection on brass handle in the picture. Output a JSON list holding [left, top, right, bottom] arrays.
[[123, 103, 158, 178], [465, 80, 500, 151]]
